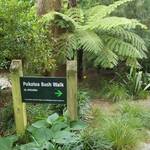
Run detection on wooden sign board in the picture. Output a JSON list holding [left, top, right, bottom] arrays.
[[20, 77, 67, 104]]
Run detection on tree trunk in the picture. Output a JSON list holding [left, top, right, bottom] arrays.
[[77, 48, 84, 81], [68, 0, 77, 7], [36, 0, 61, 16], [36, 0, 62, 76]]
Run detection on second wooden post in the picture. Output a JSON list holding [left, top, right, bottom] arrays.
[[67, 60, 78, 121]]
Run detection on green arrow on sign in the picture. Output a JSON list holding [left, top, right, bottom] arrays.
[[55, 90, 63, 97]]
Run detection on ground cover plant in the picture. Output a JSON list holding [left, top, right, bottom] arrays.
[[1, 102, 150, 150]]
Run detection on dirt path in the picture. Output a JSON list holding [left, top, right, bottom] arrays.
[[91, 99, 150, 111]]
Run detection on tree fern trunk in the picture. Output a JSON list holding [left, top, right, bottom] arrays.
[[69, 0, 77, 7], [69, 0, 84, 81], [77, 48, 84, 81]]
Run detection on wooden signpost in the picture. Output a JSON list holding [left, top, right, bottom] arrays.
[[67, 61, 78, 121], [10, 59, 78, 135], [10, 60, 27, 135]]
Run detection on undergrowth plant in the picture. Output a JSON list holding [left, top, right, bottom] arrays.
[[119, 102, 150, 130], [0, 113, 87, 150], [77, 90, 91, 119], [101, 116, 141, 150], [104, 83, 129, 102], [117, 68, 150, 99]]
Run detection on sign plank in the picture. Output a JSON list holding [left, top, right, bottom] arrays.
[[20, 77, 67, 104]]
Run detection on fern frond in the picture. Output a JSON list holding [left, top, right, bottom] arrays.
[[85, 17, 147, 30], [54, 33, 78, 60], [105, 36, 143, 59], [107, 0, 133, 16], [66, 8, 84, 25], [40, 11, 78, 28], [77, 31, 104, 54], [98, 28, 147, 58], [126, 58, 141, 68], [39, 11, 55, 24], [87, 0, 133, 21], [94, 49, 118, 68]]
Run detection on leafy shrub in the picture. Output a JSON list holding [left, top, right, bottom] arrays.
[[0, 0, 55, 73], [0, 113, 87, 150], [117, 69, 150, 99]]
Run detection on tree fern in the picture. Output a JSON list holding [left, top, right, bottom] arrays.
[[40, 0, 148, 69]]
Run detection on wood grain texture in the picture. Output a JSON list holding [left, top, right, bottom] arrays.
[[10, 60, 27, 135], [67, 60, 78, 121]]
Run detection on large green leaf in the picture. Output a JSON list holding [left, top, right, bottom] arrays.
[[28, 127, 53, 144], [0, 135, 18, 150], [53, 130, 78, 144], [31, 120, 48, 128], [19, 142, 54, 150], [47, 113, 59, 124], [70, 120, 87, 131]]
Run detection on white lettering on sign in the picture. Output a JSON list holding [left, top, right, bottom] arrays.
[[23, 81, 64, 88], [24, 88, 38, 92], [23, 82, 40, 87], [41, 82, 52, 87], [53, 82, 64, 87]]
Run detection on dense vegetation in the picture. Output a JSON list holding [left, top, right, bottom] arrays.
[[0, 0, 150, 150]]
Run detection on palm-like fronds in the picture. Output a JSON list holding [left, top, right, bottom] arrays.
[[87, 0, 133, 21], [85, 17, 147, 30], [41, 0, 147, 68], [77, 31, 104, 55]]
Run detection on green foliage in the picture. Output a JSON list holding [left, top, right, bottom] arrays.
[[27, 104, 53, 123], [119, 102, 150, 130], [81, 128, 113, 150], [0, 0, 54, 73], [117, 69, 150, 99], [0, 113, 87, 150], [0, 135, 18, 150], [102, 116, 141, 150], [105, 83, 128, 102], [85, 102, 150, 150], [77, 90, 91, 119], [42, 0, 147, 69]]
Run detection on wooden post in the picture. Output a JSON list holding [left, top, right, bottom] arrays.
[[67, 60, 78, 121], [10, 60, 27, 135]]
